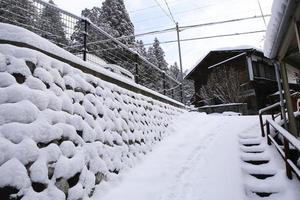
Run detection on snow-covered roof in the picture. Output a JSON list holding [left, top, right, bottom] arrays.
[[263, 0, 293, 58], [215, 45, 262, 52], [185, 45, 261, 79]]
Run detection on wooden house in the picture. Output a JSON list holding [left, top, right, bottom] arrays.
[[185, 47, 300, 114]]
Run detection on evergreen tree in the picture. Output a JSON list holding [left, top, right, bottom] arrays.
[[37, 0, 68, 46], [0, 0, 37, 31], [182, 70, 195, 105], [152, 38, 168, 71], [147, 46, 159, 67], [135, 40, 147, 57], [78, 7, 118, 38], [71, 7, 101, 51], [168, 62, 181, 80], [70, 7, 117, 59], [71, 0, 133, 59], [99, 0, 134, 44]]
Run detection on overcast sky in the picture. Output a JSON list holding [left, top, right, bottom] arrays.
[[56, 0, 273, 72]]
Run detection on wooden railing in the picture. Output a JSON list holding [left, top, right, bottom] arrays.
[[258, 102, 283, 137], [259, 101, 300, 179], [265, 118, 300, 179]]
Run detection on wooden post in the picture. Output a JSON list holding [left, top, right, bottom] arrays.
[[280, 62, 298, 137], [283, 138, 293, 179], [259, 114, 265, 137], [134, 54, 139, 84], [266, 121, 271, 145], [82, 19, 89, 61], [163, 72, 166, 95], [274, 61, 288, 129], [294, 20, 300, 52], [180, 83, 183, 103]]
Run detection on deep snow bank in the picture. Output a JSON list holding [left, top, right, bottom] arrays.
[[0, 43, 184, 200]]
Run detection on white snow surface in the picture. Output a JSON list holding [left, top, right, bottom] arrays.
[[0, 43, 184, 199], [264, 0, 288, 58], [0, 23, 298, 200], [92, 113, 300, 200]]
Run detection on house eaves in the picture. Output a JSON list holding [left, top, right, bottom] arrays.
[[264, 0, 298, 59]]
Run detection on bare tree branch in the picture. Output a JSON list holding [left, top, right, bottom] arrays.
[[198, 66, 245, 104]]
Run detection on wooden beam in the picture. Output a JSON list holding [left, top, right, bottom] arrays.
[[246, 56, 254, 81], [294, 19, 300, 52], [207, 52, 246, 69], [280, 62, 298, 137]]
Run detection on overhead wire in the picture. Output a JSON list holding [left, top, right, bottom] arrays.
[[130, 0, 241, 15], [133, 0, 255, 24], [129, 0, 181, 13], [142, 30, 266, 46], [257, 0, 267, 27], [178, 14, 270, 31], [76, 14, 269, 47], [153, 0, 175, 24], [163, 0, 176, 23], [135, 7, 271, 32]]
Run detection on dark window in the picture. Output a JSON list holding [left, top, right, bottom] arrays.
[[252, 61, 275, 80]]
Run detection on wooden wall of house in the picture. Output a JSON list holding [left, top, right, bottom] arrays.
[[191, 51, 282, 113], [193, 55, 249, 93]]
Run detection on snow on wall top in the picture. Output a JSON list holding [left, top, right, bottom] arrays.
[[0, 43, 184, 200], [263, 0, 288, 58], [0, 23, 183, 107]]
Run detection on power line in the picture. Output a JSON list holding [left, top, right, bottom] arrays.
[[129, 4, 157, 13], [133, 0, 264, 24], [163, 0, 176, 23], [178, 14, 270, 31], [63, 14, 270, 50], [135, 7, 271, 32], [129, 0, 239, 15], [257, 0, 267, 27], [132, 26, 175, 37], [142, 30, 266, 46], [129, 0, 180, 13], [153, 0, 174, 24], [85, 14, 269, 44], [133, 5, 205, 24]]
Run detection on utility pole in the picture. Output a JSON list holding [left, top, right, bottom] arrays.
[[176, 22, 183, 82], [176, 22, 184, 103]]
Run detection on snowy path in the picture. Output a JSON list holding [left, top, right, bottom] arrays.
[[92, 113, 299, 200]]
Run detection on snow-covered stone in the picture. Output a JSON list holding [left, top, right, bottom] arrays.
[[0, 42, 184, 199]]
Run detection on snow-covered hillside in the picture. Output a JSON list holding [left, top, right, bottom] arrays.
[[0, 43, 184, 200]]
